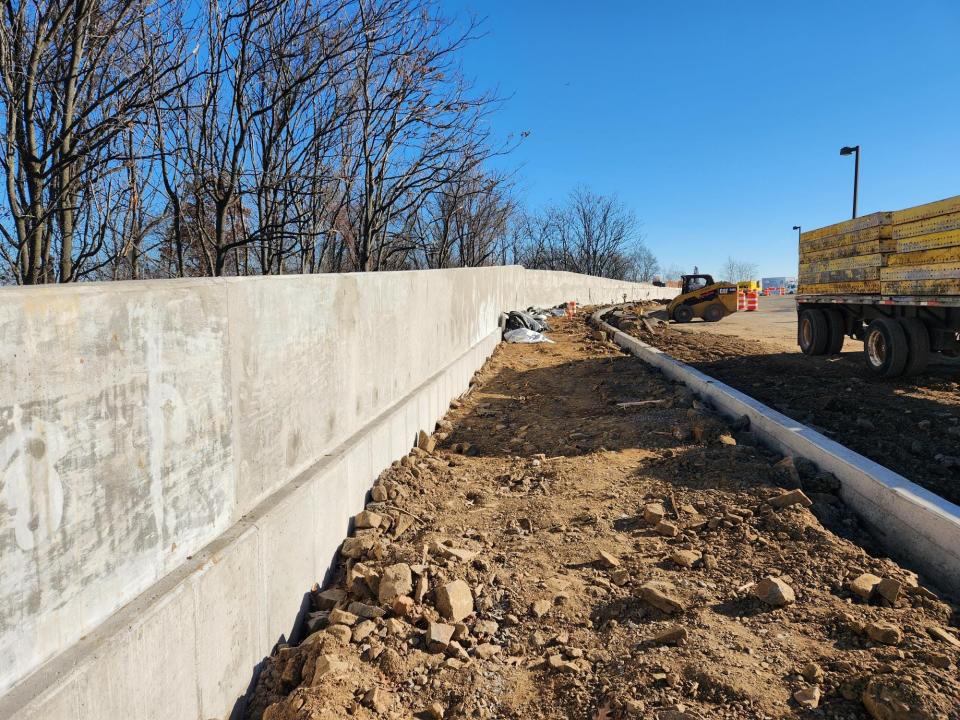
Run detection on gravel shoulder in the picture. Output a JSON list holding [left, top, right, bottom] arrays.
[[245, 315, 960, 720]]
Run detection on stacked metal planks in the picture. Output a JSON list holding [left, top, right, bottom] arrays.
[[798, 212, 892, 294], [881, 195, 960, 295]]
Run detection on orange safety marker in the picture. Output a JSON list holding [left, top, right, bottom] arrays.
[[737, 290, 747, 311], [745, 291, 759, 311]]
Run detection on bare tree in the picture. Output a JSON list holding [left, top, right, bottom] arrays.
[[628, 243, 659, 282], [0, 0, 190, 283], [0, 0, 518, 284], [410, 166, 515, 269], [344, 0, 504, 271], [516, 188, 650, 280], [720, 256, 758, 282]]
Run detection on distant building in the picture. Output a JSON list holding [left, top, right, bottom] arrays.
[[761, 276, 797, 293]]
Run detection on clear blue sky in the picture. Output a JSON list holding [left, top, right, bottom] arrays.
[[446, 0, 960, 278]]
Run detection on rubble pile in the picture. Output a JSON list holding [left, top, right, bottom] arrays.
[[244, 315, 960, 720]]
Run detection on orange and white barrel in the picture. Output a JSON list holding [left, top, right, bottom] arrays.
[[737, 291, 747, 311], [745, 291, 759, 311]]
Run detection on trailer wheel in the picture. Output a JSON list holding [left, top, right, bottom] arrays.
[[799, 309, 829, 355], [703, 303, 725, 322], [824, 308, 845, 355], [899, 318, 930, 377], [863, 318, 908, 377], [674, 305, 694, 323]]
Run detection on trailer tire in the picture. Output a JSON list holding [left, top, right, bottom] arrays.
[[863, 318, 908, 378], [674, 305, 694, 323], [900, 318, 930, 377], [824, 308, 845, 355], [703, 303, 725, 322], [799, 309, 829, 355]]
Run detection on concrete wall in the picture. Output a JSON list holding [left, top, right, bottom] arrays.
[[0, 267, 672, 720]]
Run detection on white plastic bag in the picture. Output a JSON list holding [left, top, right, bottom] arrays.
[[503, 328, 555, 344]]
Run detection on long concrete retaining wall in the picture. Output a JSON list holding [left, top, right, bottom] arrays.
[[591, 307, 960, 599], [0, 267, 673, 720]]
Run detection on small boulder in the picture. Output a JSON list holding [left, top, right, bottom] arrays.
[[652, 625, 688, 645], [848, 572, 882, 600], [530, 599, 552, 618], [352, 620, 376, 643], [314, 588, 346, 610], [669, 549, 701, 569], [354, 510, 383, 529], [769, 489, 812, 510], [866, 622, 902, 646], [597, 550, 621, 568], [639, 581, 686, 614], [325, 624, 353, 644], [362, 687, 393, 714], [328, 608, 358, 626], [753, 576, 796, 607], [436, 579, 473, 622], [876, 577, 903, 604], [312, 654, 347, 684], [643, 503, 666, 524], [927, 626, 960, 648], [378, 563, 413, 604], [655, 520, 680, 537], [475, 642, 500, 659], [793, 686, 820, 709], [427, 622, 455, 650]]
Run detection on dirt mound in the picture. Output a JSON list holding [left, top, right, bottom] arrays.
[[244, 315, 960, 720]]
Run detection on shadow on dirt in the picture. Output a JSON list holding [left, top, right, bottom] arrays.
[[681, 349, 960, 507]]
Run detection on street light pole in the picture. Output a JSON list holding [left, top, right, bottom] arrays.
[[840, 145, 860, 219], [792, 225, 801, 245]]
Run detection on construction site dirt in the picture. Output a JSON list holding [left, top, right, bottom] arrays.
[[609, 304, 960, 509], [245, 315, 960, 720]]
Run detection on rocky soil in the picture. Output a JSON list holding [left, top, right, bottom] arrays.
[[606, 305, 960, 508], [244, 314, 960, 720]]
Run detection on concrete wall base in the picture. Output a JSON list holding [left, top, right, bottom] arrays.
[[592, 308, 960, 599], [1, 330, 498, 720]]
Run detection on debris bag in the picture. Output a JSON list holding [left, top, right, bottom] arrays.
[[505, 310, 546, 333], [503, 328, 555, 344]]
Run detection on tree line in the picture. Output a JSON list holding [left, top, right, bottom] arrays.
[[0, 0, 660, 285]]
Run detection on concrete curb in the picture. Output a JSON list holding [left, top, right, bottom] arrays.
[[591, 307, 960, 598]]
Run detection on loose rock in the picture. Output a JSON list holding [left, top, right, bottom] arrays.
[[793, 685, 820, 709], [378, 563, 413, 604], [753, 576, 796, 607], [669, 549, 701, 569], [848, 572, 882, 600], [597, 549, 621, 568], [639, 581, 686, 614], [436, 579, 473, 622], [655, 520, 679, 537], [652, 625, 688, 645], [769, 488, 812, 510], [866, 622, 902, 646]]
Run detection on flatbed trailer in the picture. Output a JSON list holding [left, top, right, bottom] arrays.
[[796, 292, 960, 377], [796, 196, 960, 377]]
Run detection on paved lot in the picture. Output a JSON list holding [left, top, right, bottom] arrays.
[[656, 295, 859, 353]]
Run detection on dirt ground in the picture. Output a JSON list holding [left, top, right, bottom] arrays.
[[607, 306, 960, 507], [652, 296, 859, 354], [244, 314, 960, 720]]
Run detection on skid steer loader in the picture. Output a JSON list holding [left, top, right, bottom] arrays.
[[667, 274, 739, 323]]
